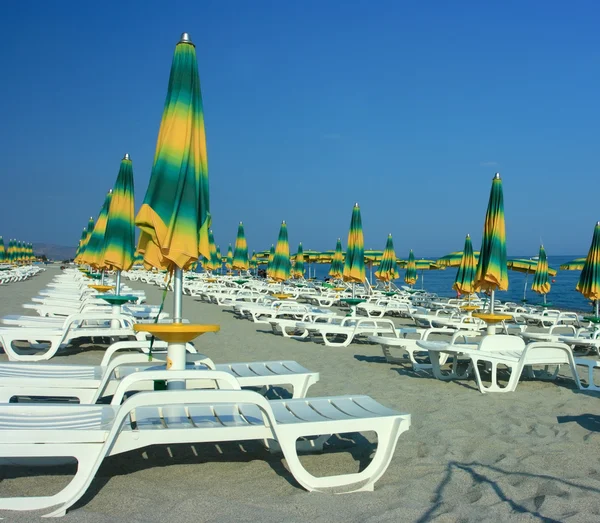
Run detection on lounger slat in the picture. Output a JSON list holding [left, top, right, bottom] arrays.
[[304, 399, 355, 420], [187, 405, 222, 427], [351, 396, 400, 417], [162, 406, 193, 429], [284, 401, 327, 422], [134, 406, 165, 430], [212, 405, 250, 427], [237, 404, 266, 425]]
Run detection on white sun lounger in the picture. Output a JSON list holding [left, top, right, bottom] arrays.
[[0, 370, 410, 517], [299, 317, 397, 347]]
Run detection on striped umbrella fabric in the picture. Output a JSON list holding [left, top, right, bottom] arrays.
[[133, 250, 144, 266], [404, 250, 417, 286], [293, 242, 305, 278], [203, 229, 220, 271], [437, 250, 480, 267], [270, 221, 291, 282], [375, 234, 399, 282], [75, 217, 96, 264], [0, 237, 5, 263], [216, 246, 222, 265], [80, 190, 113, 268], [135, 33, 210, 271], [576, 222, 600, 311], [249, 251, 258, 270], [329, 238, 344, 279], [225, 244, 233, 271], [531, 245, 551, 296], [231, 222, 249, 271], [453, 234, 477, 295], [507, 258, 557, 277], [474, 173, 508, 293], [343, 203, 365, 283], [74, 228, 87, 260], [100, 154, 136, 272], [266, 244, 275, 277], [560, 258, 586, 271]]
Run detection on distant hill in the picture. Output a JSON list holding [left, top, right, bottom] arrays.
[[34, 243, 76, 261]]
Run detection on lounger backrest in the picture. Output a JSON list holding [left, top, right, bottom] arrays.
[[521, 342, 572, 365], [478, 335, 525, 352]]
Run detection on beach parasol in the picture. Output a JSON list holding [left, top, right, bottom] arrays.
[[79, 190, 113, 271], [375, 234, 399, 284], [225, 244, 233, 273], [508, 257, 557, 302], [249, 251, 258, 275], [474, 173, 508, 313], [216, 246, 222, 273], [576, 222, 600, 318], [231, 222, 249, 273], [266, 244, 275, 278], [270, 221, 291, 282], [0, 237, 5, 263], [436, 250, 480, 267], [329, 238, 344, 279], [343, 203, 365, 300], [100, 154, 136, 294], [560, 258, 586, 271], [293, 242, 305, 279], [531, 245, 551, 304], [133, 33, 217, 381], [403, 250, 417, 287], [452, 234, 477, 296], [203, 229, 220, 272]]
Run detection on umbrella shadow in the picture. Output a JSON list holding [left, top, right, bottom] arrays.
[[557, 413, 600, 432]]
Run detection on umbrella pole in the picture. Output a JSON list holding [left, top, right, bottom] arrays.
[[115, 270, 121, 296], [596, 300, 599, 319], [523, 273, 529, 302], [174, 267, 183, 322], [167, 266, 186, 391], [101, 270, 105, 286], [421, 271, 424, 290]]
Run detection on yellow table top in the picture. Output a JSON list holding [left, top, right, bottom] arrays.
[[133, 323, 220, 343], [272, 293, 293, 300], [461, 305, 480, 311], [88, 285, 115, 292], [472, 313, 512, 324]]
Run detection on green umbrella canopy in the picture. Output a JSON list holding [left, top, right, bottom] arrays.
[[0, 237, 6, 263], [507, 258, 557, 277], [329, 238, 345, 279], [293, 242, 305, 278], [266, 244, 276, 275], [203, 229, 220, 271], [100, 154, 136, 272], [232, 222, 249, 271], [453, 234, 477, 295], [225, 244, 233, 270], [343, 204, 365, 283], [531, 245, 551, 295], [75, 228, 87, 259], [474, 173, 508, 292], [404, 250, 418, 285], [560, 258, 586, 271], [270, 221, 291, 282], [437, 250, 481, 267], [75, 217, 95, 264], [216, 246, 222, 262], [249, 251, 258, 269], [375, 234, 399, 282], [576, 222, 600, 302], [135, 33, 210, 271], [79, 190, 113, 268]]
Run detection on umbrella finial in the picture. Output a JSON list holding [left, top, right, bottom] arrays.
[[354, 202, 359, 207], [123, 153, 130, 160], [179, 32, 193, 44], [597, 221, 600, 226], [494, 172, 501, 179]]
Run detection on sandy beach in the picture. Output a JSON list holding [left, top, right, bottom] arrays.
[[1, 266, 600, 522]]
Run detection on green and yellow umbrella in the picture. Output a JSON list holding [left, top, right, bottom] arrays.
[[576, 222, 600, 317], [474, 173, 508, 311], [203, 229, 220, 272], [404, 250, 417, 286], [531, 245, 551, 303], [270, 221, 291, 282], [133, 250, 144, 267], [231, 222, 249, 272], [343, 203, 365, 285], [216, 245, 222, 269], [100, 154, 136, 272], [453, 234, 477, 296], [135, 33, 210, 271], [0, 237, 6, 263], [75, 217, 96, 264], [249, 251, 258, 271], [508, 256, 557, 302], [79, 190, 113, 268], [437, 250, 480, 267], [375, 234, 399, 283], [74, 228, 87, 260], [293, 242, 305, 278], [560, 258, 586, 271], [329, 238, 344, 279], [266, 244, 276, 278], [225, 244, 233, 272]]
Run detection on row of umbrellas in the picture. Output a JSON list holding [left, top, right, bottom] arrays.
[[0, 238, 36, 264]]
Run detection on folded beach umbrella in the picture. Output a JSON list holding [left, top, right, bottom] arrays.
[[135, 33, 210, 272], [249, 251, 258, 271], [225, 244, 233, 272], [6, 239, 12, 264], [474, 173, 508, 311], [560, 258, 586, 271], [329, 238, 344, 279], [453, 234, 477, 296], [266, 244, 275, 277], [437, 250, 480, 267], [531, 245, 551, 303], [74, 229, 87, 260], [79, 190, 113, 268], [508, 256, 557, 302], [0, 237, 5, 263], [375, 234, 399, 283], [75, 217, 96, 264], [293, 242, 305, 278], [270, 221, 291, 282], [343, 203, 365, 284], [404, 250, 417, 287], [576, 222, 600, 317], [216, 245, 222, 267], [231, 222, 249, 272], [133, 250, 144, 266], [100, 154, 136, 274], [203, 229, 220, 271]]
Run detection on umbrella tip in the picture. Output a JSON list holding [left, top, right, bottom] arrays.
[[494, 172, 501, 179], [179, 32, 193, 44], [597, 221, 600, 226], [354, 202, 359, 207], [123, 153, 130, 160]]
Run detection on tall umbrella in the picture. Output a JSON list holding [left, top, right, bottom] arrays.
[[270, 221, 291, 282], [249, 251, 258, 275], [79, 190, 113, 269], [531, 245, 551, 304], [576, 222, 600, 318], [343, 204, 365, 294], [216, 246, 222, 274], [293, 242, 305, 279], [75, 217, 96, 265], [474, 173, 508, 312], [266, 244, 275, 278], [453, 234, 477, 296], [404, 250, 417, 287], [74, 228, 87, 260], [508, 257, 557, 302], [100, 154, 136, 293], [375, 234, 399, 283], [560, 258, 586, 271], [437, 250, 480, 267], [231, 222, 249, 273], [0, 237, 5, 263], [225, 244, 233, 273], [134, 33, 216, 380], [328, 238, 344, 279], [203, 229, 220, 272]]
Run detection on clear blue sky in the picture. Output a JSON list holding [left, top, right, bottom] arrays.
[[1, 0, 598, 258]]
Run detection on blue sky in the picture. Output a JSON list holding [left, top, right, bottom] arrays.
[[1, 0, 598, 258]]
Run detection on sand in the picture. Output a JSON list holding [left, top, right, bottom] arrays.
[[1, 265, 600, 522]]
